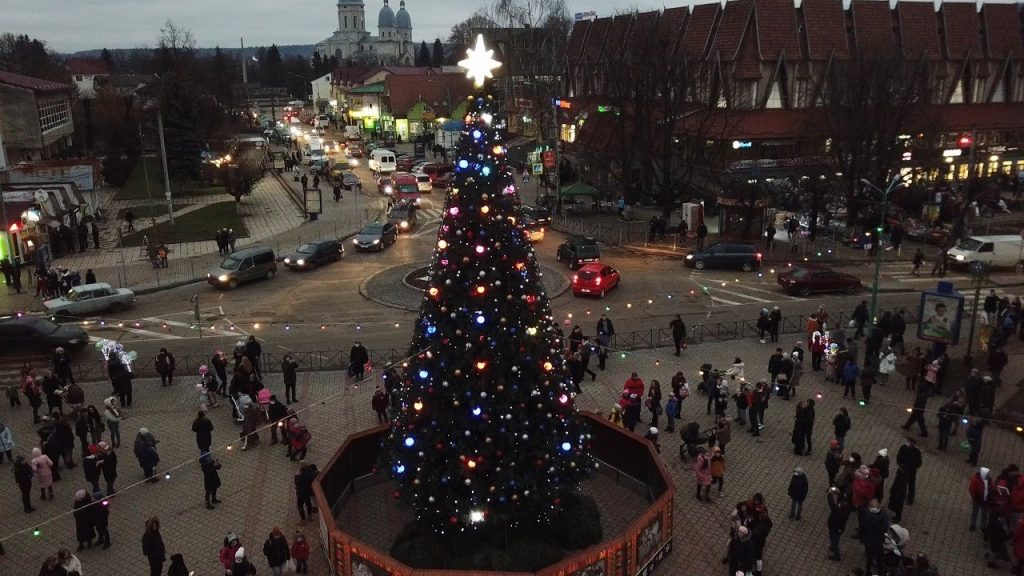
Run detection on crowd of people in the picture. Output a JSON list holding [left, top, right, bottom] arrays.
[[0, 336, 326, 575], [596, 300, 1024, 576]]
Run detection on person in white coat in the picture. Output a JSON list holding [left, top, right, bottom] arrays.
[[878, 347, 897, 386], [724, 358, 746, 382], [0, 421, 14, 463]]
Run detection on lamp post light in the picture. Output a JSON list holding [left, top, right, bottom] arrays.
[[861, 175, 905, 336], [964, 260, 990, 367]]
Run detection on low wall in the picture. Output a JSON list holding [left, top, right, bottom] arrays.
[[312, 411, 676, 576]]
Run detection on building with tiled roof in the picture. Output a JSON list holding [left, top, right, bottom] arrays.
[[66, 57, 111, 99], [0, 72, 75, 163], [383, 73, 473, 139], [565, 0, 1024, 182]]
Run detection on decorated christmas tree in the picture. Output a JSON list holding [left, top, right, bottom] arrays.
[[385, 35, 592, 539]]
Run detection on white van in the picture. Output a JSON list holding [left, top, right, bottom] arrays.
[[368, 149, 397, 173], [946, 235, 1024, 268]]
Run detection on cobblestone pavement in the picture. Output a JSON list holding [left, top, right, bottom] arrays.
[[1, 331, 1020, 575]]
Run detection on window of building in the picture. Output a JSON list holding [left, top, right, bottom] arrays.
[[344, 16, 348, 28], [37, 96, 71, 135], [795, 79, 810, 108], [733, 80, 757, 109], [949, 81, 963, 104]]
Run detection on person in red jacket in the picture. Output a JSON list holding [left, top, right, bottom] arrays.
[[970, 467, 994, 532], [619, 373, 645, 432], [219, 532, 241, 576], [1012, 515, 1024, 576], [291, 530, 310, 574]]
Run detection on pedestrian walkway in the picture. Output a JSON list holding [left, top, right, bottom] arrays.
[[1, 333, 1019, 575], [687, 268, 806, 307]]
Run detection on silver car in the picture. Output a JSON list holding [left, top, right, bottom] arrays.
[[44, 283, 136, 316]]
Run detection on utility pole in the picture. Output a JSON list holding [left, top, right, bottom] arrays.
[[862, 175, 904, 336], [156, 110, 174, 224], [241, 38, 250, 116]]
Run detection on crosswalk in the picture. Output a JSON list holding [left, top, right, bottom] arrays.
[[687, 270, 806, 307], [962, 288, 1022, 313], [76, 314, 250, 342], [881, 261, 968, 283]]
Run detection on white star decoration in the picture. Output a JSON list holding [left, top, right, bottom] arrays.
[[458, 34, 501, 87]]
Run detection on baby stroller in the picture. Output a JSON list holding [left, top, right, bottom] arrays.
[[679, 421, 711, 462]]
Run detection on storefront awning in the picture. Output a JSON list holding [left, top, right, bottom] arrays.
[[559, 182, 600, 197]]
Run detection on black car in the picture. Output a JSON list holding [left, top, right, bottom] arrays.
[[282, 239, 344, 270], [556, 237, 601, 269], [340, 171, 361, 190], [0, 316, 89, 353], [684, 242, 762, 271], [520, 204, 551, 226], [387, 203, 418, 233], [353, 222, 399, 251]]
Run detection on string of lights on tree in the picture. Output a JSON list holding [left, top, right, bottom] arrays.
[[383, 35, 593, 534]]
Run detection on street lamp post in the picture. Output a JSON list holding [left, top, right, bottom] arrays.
[[861, 175, 905, 336], [964, 260, 989, 366]]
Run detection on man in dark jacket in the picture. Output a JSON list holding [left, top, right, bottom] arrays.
[[669, 315, 687, 356], [155, 348, 176, 387], [768, 349, 784, 385], [901, 384, 930, 437], [349, 342, 369, 381], [727, 526, 756, 575], [267, 395, 289, 444], [826, 487, 850, 561], [244, 336, 263, 380], [281, 354, 299, 404], [859, 499, 891, 575], [191, 411, 214, 453], [54, 348, 75, 385], [262, 527, 291, 573], [895, 437, 923, 505], [294, 461, 318, 520], [852, 300, 869, 339]]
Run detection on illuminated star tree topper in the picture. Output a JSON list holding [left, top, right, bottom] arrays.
[[458, 34, 501, 87]]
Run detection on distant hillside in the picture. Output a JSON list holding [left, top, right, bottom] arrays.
[[69, 45, 316, 59]]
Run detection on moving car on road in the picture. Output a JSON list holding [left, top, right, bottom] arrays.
[[777, 265, 862, 296], [377, 176, 395, 196], [208, 246, 277, 289], [520, 204, 551, 226], [0, 316, 88, 352], [340, 171, 361, 190], [392, 172, 421, 204], [353, 222, 399, 251], [556, 236, 601, 270], [685, 242, 761, 272], [282, 240, 344, 270], [388, 202, 419, 232], [572, 263, 621, 298], [44, 283, 136, 316], [522, 216, 545, 242]]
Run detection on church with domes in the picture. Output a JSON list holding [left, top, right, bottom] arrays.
[[316, 0, 415, 65]]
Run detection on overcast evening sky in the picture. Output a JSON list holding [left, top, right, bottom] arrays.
[[6, 0, 1017, 54], [4, 0, 664, 54]]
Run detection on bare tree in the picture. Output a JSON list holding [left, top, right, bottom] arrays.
[[820, 53, 931, 225]]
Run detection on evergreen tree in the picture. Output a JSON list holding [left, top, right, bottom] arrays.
[[431, 38, 445, 68], [160, 71, 203, 185], [311, 51, 324, 77], [265, 44, 283, 87], [415, 41, 431, 67], [99, 48, 114, 72], [385, 37, 591, 535]]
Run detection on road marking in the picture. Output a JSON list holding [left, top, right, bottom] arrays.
[[892, 276, 968, 282], [710, 289, 769, 303], [710, 296, 743, 306], [88, 325, 181, 340], [732, 283, 804, 300]]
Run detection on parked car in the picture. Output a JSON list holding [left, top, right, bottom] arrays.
[[208, 246, 277, 289], [44, 283, 136, 316], [388, 202, 419, 232], [0, 316, 88, 353], [282, 240, 344, 270], [556, 237, 601, 269], [353, 222, 399, 251], [777, 266, 862, 296], [572, 263, 620, 298], [684, 242, 761, 271], [845, 230, 886, 250]]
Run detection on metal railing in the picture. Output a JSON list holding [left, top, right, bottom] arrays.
[[551, 214, 648, 246]]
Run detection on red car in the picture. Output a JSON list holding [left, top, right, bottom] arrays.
[[777, 265, 862, 296], [396, 155, 416, 171], [572, 263, 621, 298]]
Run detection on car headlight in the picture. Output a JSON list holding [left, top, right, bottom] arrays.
[[218, 274, 229, 282], [349, 159, 358, 166], [955, 254, 964, 261], [353, 238, 359, 244], [385, 186, 393, 193], [372, 239, 381, 245], [686, 254, 694, 260], [69, 338, 82, 344], [296, 259, 305, 266], [400, 221, 409, 229], [284, 257, 291, 264]]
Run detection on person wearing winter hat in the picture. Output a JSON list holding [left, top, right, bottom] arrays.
[[291, 530, 310, 574], [726, 524, 755, 575], [219, 532, 242, 574], [871, 448, 890, 502], [263, 526, 291, 575], [72, 489, 95, 551], [167, 553, 190, 576], [231, 546, 256, 575], [643, 427, 660, 453], [97, 441, 118, 495], [141, 516, 165, 576], [969, 467, 994, 531]]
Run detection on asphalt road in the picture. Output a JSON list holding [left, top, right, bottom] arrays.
[[57, 220, 928, 370]]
